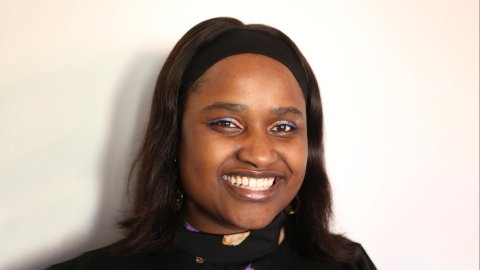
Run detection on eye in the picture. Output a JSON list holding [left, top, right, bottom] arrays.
[[207, 118, 243, 134], [270, 120, 297, 136]]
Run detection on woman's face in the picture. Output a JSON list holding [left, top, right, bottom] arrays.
[[179, 54, 308, 234]]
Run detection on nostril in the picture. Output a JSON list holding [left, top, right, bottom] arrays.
[[235, 140, 278, 168]]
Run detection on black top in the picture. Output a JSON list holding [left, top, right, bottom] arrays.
[[46, 215, 376, 270]]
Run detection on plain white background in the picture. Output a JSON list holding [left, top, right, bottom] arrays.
[[0, 0, 478, 269]]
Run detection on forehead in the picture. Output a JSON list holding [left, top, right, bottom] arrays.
[[185, 54, 305, 111]]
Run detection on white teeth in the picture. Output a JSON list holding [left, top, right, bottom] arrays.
[[268, 178, 273, 186], [250, 179, 257, 188], [242, 176, 248, 186], [258, 178, 264, 187], [223, 175, 276, 191]]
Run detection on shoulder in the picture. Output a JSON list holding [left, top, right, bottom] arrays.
[[45, 245, 129, 270], [44, 244, 185, 270], [271, 241, 377, 270], [45, 247, 107, 270], [345, 243, 377, 270], [317, 243, 377, 270]]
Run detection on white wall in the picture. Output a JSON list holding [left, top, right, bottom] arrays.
[[0, 1, 478, 269]]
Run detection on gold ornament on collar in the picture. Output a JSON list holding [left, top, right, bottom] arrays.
[[278, 227, 285, 245], [222, 231, 251, 246]]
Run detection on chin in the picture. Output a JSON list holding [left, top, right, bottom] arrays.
[[230, 212, 277, 231]]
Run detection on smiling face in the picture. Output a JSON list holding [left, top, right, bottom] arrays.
[[179, 54, 308, 234]]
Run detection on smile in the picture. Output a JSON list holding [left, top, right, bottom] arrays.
[[222, 175, 275, 191]]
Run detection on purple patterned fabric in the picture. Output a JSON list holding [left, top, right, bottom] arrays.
[[184, 222, 199, 232], [244, 263, 254, 270]]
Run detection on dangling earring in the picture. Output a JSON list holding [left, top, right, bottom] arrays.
[[175, 189, 184, 211], [284, 195, 301, 215]]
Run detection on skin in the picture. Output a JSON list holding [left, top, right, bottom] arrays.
[[179, 54, 308, 234]]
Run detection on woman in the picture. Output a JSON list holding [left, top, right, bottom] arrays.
[[47, 17, 376, 269]]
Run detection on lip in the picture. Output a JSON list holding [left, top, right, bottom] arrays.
[[221, 170, 283, 202]]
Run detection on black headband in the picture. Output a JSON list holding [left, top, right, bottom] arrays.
[[181, 29, 308, 93]]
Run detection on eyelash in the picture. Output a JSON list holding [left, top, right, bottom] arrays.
[[269, 120, 297, 135], [207, 118, 243, 129], [207, 118, 297, 136]]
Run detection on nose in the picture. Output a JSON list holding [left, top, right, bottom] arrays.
[[235, 128, 278, 168]]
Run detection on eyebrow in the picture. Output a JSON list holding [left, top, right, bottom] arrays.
[[274, 107, 303, 118], [201, 102, 303, 118], [202, 102, 248, 113]]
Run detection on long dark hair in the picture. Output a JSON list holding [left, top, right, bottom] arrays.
[[117, 17, 359, 262]]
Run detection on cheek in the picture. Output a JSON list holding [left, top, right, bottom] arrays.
[[286, 137, 308, 169], [282, 137, 308, 188], [179, 127, 233, 185]]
